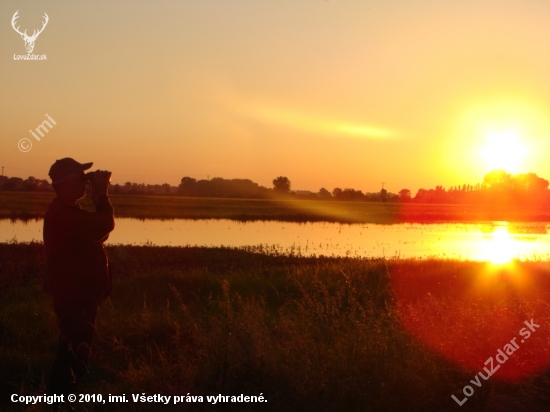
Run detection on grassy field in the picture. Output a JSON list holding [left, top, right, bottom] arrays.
[[2, 191, 550, 223], [2, 243, 550, 411]]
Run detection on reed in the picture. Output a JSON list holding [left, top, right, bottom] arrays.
[[1, 243, 550, 411]]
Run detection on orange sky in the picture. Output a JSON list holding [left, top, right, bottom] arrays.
[[2, 0, 550, 193]]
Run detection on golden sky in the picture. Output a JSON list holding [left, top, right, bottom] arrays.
[[2, 0, 550, 193]]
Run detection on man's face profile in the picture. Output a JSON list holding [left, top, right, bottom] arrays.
[[56, 171, 87, 201]]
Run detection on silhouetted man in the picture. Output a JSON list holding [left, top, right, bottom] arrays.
[[43, 158, 114, 404]]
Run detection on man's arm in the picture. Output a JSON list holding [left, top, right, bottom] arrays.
[[73, 170, 115, 242], [71, 194, 115, 242]]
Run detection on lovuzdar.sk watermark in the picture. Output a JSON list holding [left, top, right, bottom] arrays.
[[11, 10, 48, 60], [451, 318, 540, 406], [14, 54, 47, 61]]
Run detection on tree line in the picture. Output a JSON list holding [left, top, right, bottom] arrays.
[[0, 176, 52, 192], [0, 176, 178, 196], [1, 170, 549, 205], [410, 170, 550, 206], [177, 176, 401, 201]]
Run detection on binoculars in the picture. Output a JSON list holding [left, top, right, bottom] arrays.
[[83, 171, 98, 182], [83, 171, 111, 183]]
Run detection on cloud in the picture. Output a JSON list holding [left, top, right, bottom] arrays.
[[212, 85, 397, 140], [247, 105, 397, 140]]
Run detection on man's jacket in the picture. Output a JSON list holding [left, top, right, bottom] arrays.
[[43, 194, 115, 302]]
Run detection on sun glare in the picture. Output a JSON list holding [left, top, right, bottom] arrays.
[[476, 224, 527, 264], [448, 98, 550, 180], [479, 130, 527, 173]]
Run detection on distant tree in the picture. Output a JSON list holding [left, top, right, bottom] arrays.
[[37, 179, 52, 191], [398, 189, 411, 202], [380, 188, 388, 202], [162, 183, 172, 195], [0, 175, 7, 190], [515, 173, 548, 193], [340, 188, 364, 201], [483, 170, 511, 192], [413, 189, 428, 203], [22, 176, 39, 191], [4, 177, 23, 191], [332, 188, 342, 198], [273, 176, 291, 193], [364, 192, 380, 202], [111, 184, 121, 194], [318, 187, 332, 199], [179, 177, 197, 196]]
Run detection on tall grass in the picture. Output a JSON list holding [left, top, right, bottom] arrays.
[[1, 244, 550, 411]]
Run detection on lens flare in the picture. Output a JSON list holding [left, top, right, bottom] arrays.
[[477, 224, 518, 264]]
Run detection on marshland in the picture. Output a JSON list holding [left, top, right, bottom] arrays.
[[3, 190, 550, 410], [2, 239, 550, 411], [5, 1, 550, 410]]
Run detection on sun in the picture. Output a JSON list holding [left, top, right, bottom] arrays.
[[447, 98, 550, 181], [477, 225, 517, 264], [478, 129, 527, 173]]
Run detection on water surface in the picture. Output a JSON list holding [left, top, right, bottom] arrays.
[[2, 218, 550, 261]]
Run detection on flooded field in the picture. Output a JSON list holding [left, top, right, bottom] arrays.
[[2, 218, 550, 261]]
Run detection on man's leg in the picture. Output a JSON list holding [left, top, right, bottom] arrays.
[[71, 301, 100, 379], [50, 300, 100, 391], [49, 337, 76, 396]]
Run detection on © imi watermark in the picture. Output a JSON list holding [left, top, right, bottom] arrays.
[[18, 114, 57, 152], [11, 11, 48, 60], [451, 318, 540, 406]]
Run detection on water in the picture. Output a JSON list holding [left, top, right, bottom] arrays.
[[2, 218, 550, 261]]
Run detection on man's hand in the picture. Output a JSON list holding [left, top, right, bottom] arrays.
[[91, 170, 111, 204]]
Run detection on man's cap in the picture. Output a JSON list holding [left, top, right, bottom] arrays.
[[48, 158, 93, 182]]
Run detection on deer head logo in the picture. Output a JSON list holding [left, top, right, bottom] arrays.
[[11, 11, 49, 54]]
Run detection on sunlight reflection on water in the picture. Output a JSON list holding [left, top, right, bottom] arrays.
[[1, 219, 550, 261]]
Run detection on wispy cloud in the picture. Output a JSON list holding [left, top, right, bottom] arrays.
[[248, 105, 397, 140]]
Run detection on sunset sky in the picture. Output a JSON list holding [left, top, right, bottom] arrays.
[[2, 0, 550, 193]]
